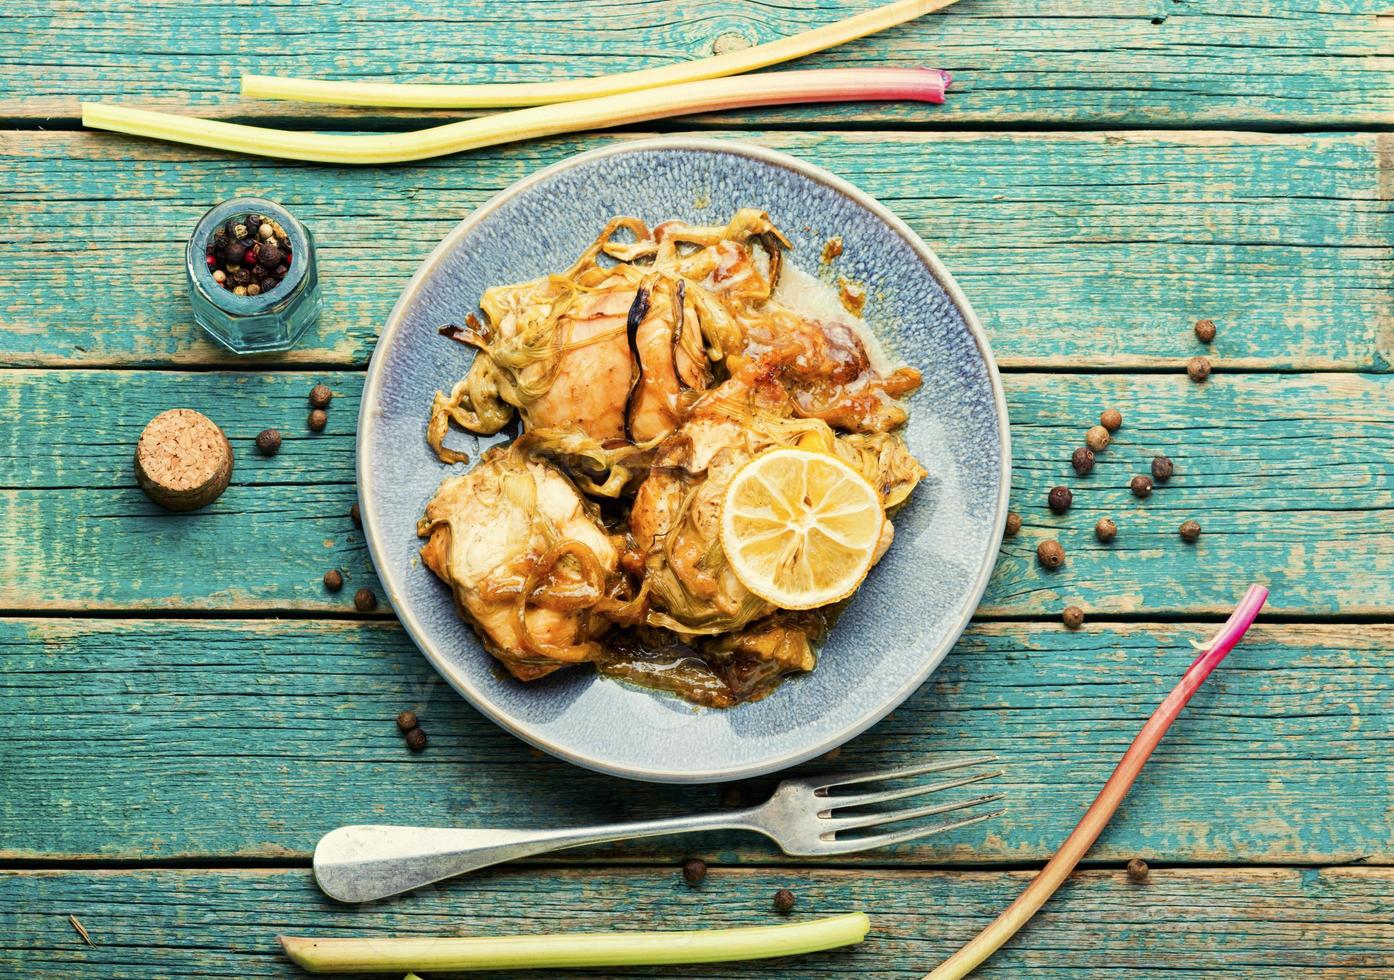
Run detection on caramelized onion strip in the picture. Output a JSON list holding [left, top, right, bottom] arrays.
[[511, 539, 618, 662]]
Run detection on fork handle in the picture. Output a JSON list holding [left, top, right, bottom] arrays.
[[314, 812, 755, 903]]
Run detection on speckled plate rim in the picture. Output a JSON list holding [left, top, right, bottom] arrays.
[[357, 136, 1011, 783]]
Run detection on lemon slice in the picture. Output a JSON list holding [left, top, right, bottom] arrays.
[[720, 447, 885, 610]]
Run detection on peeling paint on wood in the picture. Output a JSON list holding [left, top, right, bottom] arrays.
[[5, 0, 1394, 128], [4, 2, 1392, 972], [2, 370, 1390, 615], [1, 618, 1388, 864], [2, 130, 1391, 369], [1, 866, 1391, 977]]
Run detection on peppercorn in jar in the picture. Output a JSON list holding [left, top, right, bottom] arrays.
[[205, 213, 292, 299], [186, 196, 322, 354]]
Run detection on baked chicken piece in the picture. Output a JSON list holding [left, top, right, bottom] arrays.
[[430, 211, 795, 461], [627, 275, 711, 443], [430, 266, 637, 448], [417, 445, 638, 681], [630, 373, 925, 640]]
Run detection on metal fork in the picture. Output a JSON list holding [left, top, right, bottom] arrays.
[[314, 756, 1004, 903]]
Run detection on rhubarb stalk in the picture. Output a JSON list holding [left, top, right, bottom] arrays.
[[84, 68, 949, 165], [279, 912, 870, 972], [925, 584, 1269, 980], [242, 0, 963, 108]]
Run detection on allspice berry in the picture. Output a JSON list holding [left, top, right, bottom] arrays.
[[309, 383, 333, 409], [1047, 486, 1073, 515], [134, 409, 233, 512], [1037, 539, 1066, 569], [1095, 517, 1118, 543], [308, 409, 328, 432], [1004, 511, 1022, 537], [396, 710, 418, 732], [1151, 455, 1174, 482], [1085, 425, 1111, 452], [682, 858, 708, 887], [255, 428, 281, 456], [323, 569, 343, 592], [1127, 858, 1150, 882], [1130, 475, 1153, 498], [1100, 408, 1123, 432], [350, 502, 362, 527], [1179, 519, 1202, 543], [1071, 447, 1095, 476], [354, 587, 378, 611], [405, 727, 428, 752], [1062, 605, 1085, 629], [1194, 318, 1216, 343], [1187, 356, 1212, 383], [773, 889, 796, 913]]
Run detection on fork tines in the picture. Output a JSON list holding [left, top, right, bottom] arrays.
[[815, 755, 1005, 849]]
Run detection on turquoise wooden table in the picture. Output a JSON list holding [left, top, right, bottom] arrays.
[[3, 1, 1393, 975]]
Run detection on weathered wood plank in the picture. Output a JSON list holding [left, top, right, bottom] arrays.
[[0, 371, 355, 490], [993, 370, 1394, 617], [5, 0, 1394, 128], [2, 618, 1388, 864], [2, 867, 1391, 978], [4, 129, 1391, 370], [3, 369, 1391, 616]]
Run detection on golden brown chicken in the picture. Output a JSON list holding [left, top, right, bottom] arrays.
[[432, 272, 637, 443], [629, 373, 924, 641], [627, 276, 711, 443], [417, 444, 637, 681], [431, 211, 794, 456], [629, 384, 782, 637]]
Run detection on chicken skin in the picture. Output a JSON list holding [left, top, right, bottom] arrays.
[[418, 446, 624, 681], [627, 276, 711, 443], [524, 284, 636, 440]]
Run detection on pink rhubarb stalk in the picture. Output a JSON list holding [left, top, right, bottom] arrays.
[[926, 584, 1270, 979], [83, 68, 950, 166]]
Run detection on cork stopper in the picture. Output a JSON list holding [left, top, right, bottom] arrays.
[[134, 409, 233, 511]]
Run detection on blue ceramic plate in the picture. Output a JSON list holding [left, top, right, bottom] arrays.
[[358, 138, 1009, 783]]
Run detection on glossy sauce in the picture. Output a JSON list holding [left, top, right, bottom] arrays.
[[598, 605, 836, 708]]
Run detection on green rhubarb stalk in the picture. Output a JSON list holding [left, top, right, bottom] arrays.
[[242, 0, 964, 108], [83, 67, 950, 165], [279, 912, 870, 973]]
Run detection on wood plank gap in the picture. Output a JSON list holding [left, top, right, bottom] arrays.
[[0, 857, 1384, 872]]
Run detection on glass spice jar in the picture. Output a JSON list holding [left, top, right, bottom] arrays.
[[185, 196, 322, 354]]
